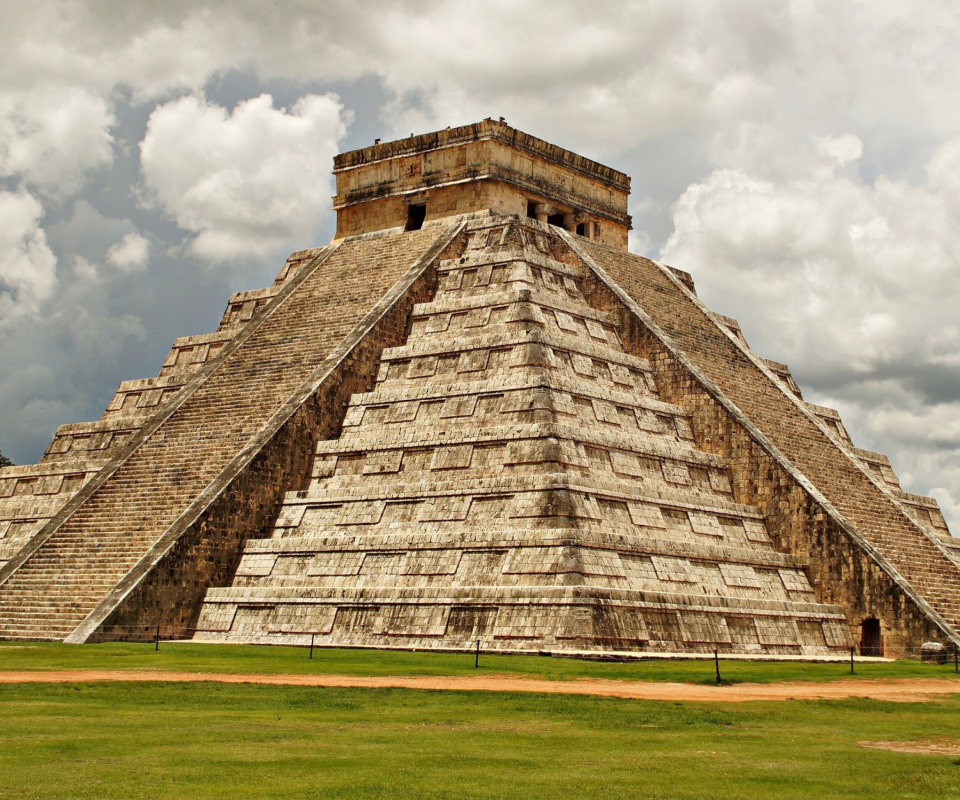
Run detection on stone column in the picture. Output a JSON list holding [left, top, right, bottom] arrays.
[[534, 203, 556, 223]]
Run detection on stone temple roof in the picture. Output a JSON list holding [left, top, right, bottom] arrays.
[[331, 119, 631, 247]]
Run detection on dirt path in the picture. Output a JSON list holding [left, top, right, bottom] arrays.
[[1, 670, 959, 703]]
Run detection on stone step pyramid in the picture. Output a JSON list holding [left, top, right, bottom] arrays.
[[0, 119, 957, 657]]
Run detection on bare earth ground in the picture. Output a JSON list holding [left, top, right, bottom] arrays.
[[859, 740, 960, 755], [2, 669, 960, 703]]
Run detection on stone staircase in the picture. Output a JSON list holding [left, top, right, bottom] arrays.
[[0, 227, 451, 641]]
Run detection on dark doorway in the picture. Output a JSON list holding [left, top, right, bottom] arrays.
[[576, 223, 586, 236], [405, 203, 426, 231], [527, 200, 538, 219], [547, 212, 565, 228], [860, 618, 882, 656]]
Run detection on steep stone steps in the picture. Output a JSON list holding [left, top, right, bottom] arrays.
[[0, 226, 452, 641]]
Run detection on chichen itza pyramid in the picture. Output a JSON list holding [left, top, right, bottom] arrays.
[[1, 120, 958, 658]]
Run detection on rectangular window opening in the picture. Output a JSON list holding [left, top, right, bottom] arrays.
[[405, 204, 427, 231]]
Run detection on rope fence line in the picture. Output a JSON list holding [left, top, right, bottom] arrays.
[[30, 623, 960, 676]]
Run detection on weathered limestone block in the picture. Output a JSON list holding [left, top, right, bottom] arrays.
[[920, 641, 948, 663]]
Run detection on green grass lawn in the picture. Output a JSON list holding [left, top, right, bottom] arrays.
[[2, 644, 959, 798], [1, 641, 959, 685], [1, 681, 959, 799]]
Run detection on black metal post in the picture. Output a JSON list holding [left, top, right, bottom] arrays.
[[155, 625, 160, 652], [309, 633, 315, 660], [850, 646, 855, 674], [475, 639, 481, 669], [714, 649, 721, 685]]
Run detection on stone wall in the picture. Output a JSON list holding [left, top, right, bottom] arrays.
[[333, 120, 630, 248]]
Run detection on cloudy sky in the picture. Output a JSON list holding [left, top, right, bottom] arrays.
[[2, 1, 959, 528]]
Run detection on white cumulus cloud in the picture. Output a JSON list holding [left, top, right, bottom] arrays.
[[139, 92, 350, 264], [106, 231, 150, 272], [815, 134, 864, 166], [0, 87, 114, 195], [661, 133, 960, 529], [0, 189, 57, 323]]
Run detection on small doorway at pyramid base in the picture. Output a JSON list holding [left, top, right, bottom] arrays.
[[860, 618, 883, 656]]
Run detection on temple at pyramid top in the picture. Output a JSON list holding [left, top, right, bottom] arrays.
[[332, 118, 632, 249]]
